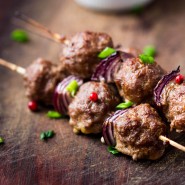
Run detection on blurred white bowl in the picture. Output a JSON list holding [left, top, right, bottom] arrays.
[[75, 0, 153, 11]]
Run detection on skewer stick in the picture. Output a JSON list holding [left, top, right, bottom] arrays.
[[15, 12, 69, 45], [159, 135, 185, 152], [0, 59, 26, 75]]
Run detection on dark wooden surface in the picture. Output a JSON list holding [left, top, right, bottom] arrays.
[[0, 0, 185, 184]]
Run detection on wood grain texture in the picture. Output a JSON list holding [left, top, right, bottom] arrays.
[[0, 0, 185, 184]]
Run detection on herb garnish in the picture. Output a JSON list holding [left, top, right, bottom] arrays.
[[47, 111, 64, 119], [0, 137, 4, 144], [143, 45, 156, 57], [139, 54, 154, 64], [98, 47, 116, 59], [11, 29, 29, 43], [107, 146, 120, 155], [116, 100, 134, 109], [40, 130, 55, 140], [66, 80, 78, 97]]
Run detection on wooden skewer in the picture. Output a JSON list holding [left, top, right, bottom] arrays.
[[0, 58, 26, 75], [159, 135, 185, 152], [15, 12, 69, 45]]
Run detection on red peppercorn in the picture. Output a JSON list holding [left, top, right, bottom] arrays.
[[28, 101, 38, 111], [90, 92, 98, 102], [175, 74, 184, 84]]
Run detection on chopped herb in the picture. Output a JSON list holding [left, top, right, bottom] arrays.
[[143, 45, 156, 57], [40, 130, 55, 140], [98, 47, 116, 59], [47, 111, 64, 119], [107, 146, 120, 155], [0, 137, 4, 144], [11, 29, 29, 43], [66, 80, 78, 97], [131, 5, 144, 15], [116, 100, 134, 109], [139, 54, 154, 64]]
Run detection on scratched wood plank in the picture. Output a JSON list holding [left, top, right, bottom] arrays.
[[0, 0, 185, 184]]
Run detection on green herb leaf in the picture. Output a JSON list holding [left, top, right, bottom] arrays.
[[11, 29, 29, 43], [66, 80, 78, 97], [143, 45, 156, 57], [40, 130, 55, 140], [0, 137, 4, 144], [47, 111, 63, 119], [131, 5, 144, 15], [98, 47, 116, 59], [116, 100, 134, 109], [107, 146, 120, 155], [139, 54, 154, 64]]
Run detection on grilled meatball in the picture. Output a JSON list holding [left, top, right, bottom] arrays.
[[114, 57, 165, 104], [60, 31, 113, 79], [160, 81, 185, 132], [121, 47, 141, 57], [104, 104, 166, 160], [68, 81, 120, 134], [24, 58, 66, 105]]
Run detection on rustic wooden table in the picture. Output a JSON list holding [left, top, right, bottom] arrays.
[[0, 0, 185, 184]]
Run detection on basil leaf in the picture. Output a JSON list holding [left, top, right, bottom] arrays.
[[66, 80, 78, 97], [143, 45, 156, 57], [139, 54, 154, 64], [116, 100, 134, 109], [98, 47, 116, 59], [11, 29, 29, 43], [47, 111, 63, 119], [107, 146, 120, 155]]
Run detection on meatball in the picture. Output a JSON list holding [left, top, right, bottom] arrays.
[[104, 104, 166, 160], [121, 47, 141, 57], [60, 31, 113, 79], [24, 58, 66, 105], [114, 57, 165, 104], [68, 81, 120, 134], [160, 81, 185, 132]]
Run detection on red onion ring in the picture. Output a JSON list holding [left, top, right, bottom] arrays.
[[91, 51, 133, 83], [102, 109, 129, 146], [53, 75, 83, 115], [154, 66, 180, 106]]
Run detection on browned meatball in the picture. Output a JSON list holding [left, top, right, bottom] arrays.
[[60, 31, 113, 79], [160, 81, 185, 132], [106, 104, 166, 160], [115, 57, 165, 104], [68, 81, 120, 134], [24, 58, 66, 105]]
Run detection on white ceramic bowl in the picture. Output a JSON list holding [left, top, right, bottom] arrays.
[[75, 0, 153, 11]]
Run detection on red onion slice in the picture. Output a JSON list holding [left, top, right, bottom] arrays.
[[91, 51, 133, 83], [53, 75, 83, 115], [102, 109, 129, 146], [154, 66, 180, 106]]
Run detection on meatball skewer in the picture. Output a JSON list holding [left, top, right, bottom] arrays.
[[16, 13, 114, 79], [102, 104, 185, 161], [0, 58, 66, 105]]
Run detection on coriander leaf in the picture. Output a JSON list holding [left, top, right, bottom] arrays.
[[11, 29, 29, 43], [143, 45, 156, 57], [0, 137, 4, 144], [116, 100, 134, 109], [98, 47, 116, 59], [107, 146, 120, 155], [66, 80, 78, 97], [139, 54, 154, 64], [47, 111, 63, 119]]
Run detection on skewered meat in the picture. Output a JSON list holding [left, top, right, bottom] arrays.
[[68, 81, 120, 134], [121, 47, 141, 57], [155, 68, 185, 132], [115, 57, 165, 103], [60, 31, 113, 79], [103, 104, 166, 160], [24, 58, 66, 105]]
